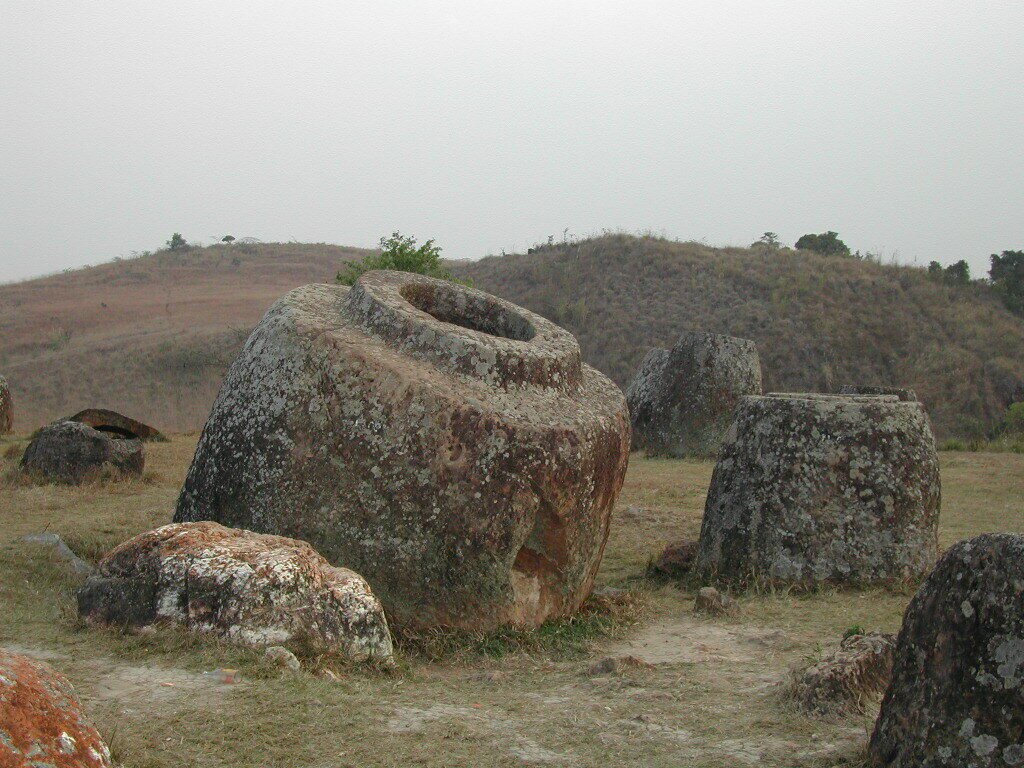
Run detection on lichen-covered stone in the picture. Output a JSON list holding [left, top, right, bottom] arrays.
[[692, 586, 741, 617], [175, 271, 631, 631], [787, 632, 896, 715], [0, 649, 113, 767], [0, 375, 12, 434], [869, 534, 1024, 767], [838, 384, 918, 402], [626, 332, 762, 458], [21, 420, 144, 484], [67, 408, 167, 441], [77, 521, 394, 664], [695, 393, 940, 587]]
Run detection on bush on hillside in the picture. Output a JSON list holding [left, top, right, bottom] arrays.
[[795, 231, 850, 257], [336, 232, 456, 286], [166, 233, 188, 251], [928, 259, 971, 286], [990, 250, 1024, 316]]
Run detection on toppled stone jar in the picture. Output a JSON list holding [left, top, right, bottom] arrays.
[[0, 649, 113, 767], [626, 332, 762, 458], [695, 393, 940, 587], [78, 521, 394, 663], [21, 420, 144, 484], [68, 408, 167, 442], [175, 271, 631, 631], [870, 534, 1024, 767]]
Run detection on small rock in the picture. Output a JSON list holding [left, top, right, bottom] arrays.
[[264, 646, 301, 672], [316, 667, 342, 682], [21, 533, 95, 578], [649, 539, 699, 578], [787, 632, 896, 715], [587, 655, 651, 676], [692, 587, 741, 617]]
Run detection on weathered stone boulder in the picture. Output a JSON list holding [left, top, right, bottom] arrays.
[[0, 374, 12, 434], [175, 272, 630, 631], [692, 586, 741, 617], [78, 521, 394, 663], [648, 539, 699, 578], [0, 649, 113, 767], [21, 420, 144, 484], [68, 408, 167, 442], [787, 632, 896, 715], [626, 332, 762, 458], [869, 534, 1024, 767], [839, 384, 918, 402], [695, 393, 940, 587]]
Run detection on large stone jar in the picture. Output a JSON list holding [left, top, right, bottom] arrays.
[[695, 393, 940, 587], [870, 533, 1024, 767], [626, 332, 762, 458], [176, 271, 631, 631]]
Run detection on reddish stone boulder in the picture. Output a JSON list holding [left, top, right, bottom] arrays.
[[175, 271, 631, 631], [0, 649, 112, 767], [77, 521, 394, 664], [869, 533, 1024, 767], [648, 539, 699, 578], [0, 375, 12, 434], [67, 409, 167, 442]]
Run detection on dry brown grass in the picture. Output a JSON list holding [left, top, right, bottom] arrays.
[[2, 435, 1022, 767]]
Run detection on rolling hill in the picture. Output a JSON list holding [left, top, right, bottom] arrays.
[[1, 235, 1021, 438]]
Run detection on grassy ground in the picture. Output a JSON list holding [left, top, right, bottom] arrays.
[[2, 437, 1022, 768]]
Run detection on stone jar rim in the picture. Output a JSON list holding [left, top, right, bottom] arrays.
[[342, 270, 583, 390]]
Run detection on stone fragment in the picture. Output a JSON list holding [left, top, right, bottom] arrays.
[[649, 539, 699, 578], [626, 332, 762, 458], [0, 649, 113, 767], [21, 533, 95, 578], [264, 646, 302, 672], [787, 632, 896, 715], [696, 393, 940, 587], [838, 384, 918, 402], [20, 420, 144, 484], [67, 408, 167, 442], [77, 521, 394, 665], [0, 374, 12, 434], [175, 271, 630, 631], [692, 586, 741, 617], [869, 533, 1024, 766]]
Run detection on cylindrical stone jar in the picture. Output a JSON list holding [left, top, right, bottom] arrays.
[[626, 332, 762, 458], [870, 533, 1024, 767], [175, 271, 631, 631], [695, 393, 940, 587]]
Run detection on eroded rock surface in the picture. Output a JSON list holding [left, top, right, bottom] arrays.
[[838, 384, 918, 402], [0, 649, 113, 767], [626, 332, 761, 458], [21, 420, 144, 484], [649, 539, 699, 578], [68, 408, 167, 442], [787, 632, 895, 715], [77, 521, 394, 664], [0, 374, 12, 434], [696, 393, 940, 587], [175, 271, 630, 631], [869, 533, 1024, 767]]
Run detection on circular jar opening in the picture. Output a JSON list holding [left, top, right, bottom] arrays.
[[401, 283, 536, 342]]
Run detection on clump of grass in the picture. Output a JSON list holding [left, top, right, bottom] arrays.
[[395, 587, 649, 662]]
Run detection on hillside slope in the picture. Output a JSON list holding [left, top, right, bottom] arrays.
[[0, 243, 366, 432], [1, 235, 1021, 438], [454, 236, 1024, 438]]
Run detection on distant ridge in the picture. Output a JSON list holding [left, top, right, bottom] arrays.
[[1, 235, 1020, 438]]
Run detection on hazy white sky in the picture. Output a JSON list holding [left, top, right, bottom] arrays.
[[2, 0, 1022, 282]]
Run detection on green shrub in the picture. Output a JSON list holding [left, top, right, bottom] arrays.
[[336, 232, 457, 286], [794, 231, 850, 257]]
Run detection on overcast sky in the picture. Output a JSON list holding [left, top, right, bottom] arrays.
[[2, 0, 1022, 283]]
